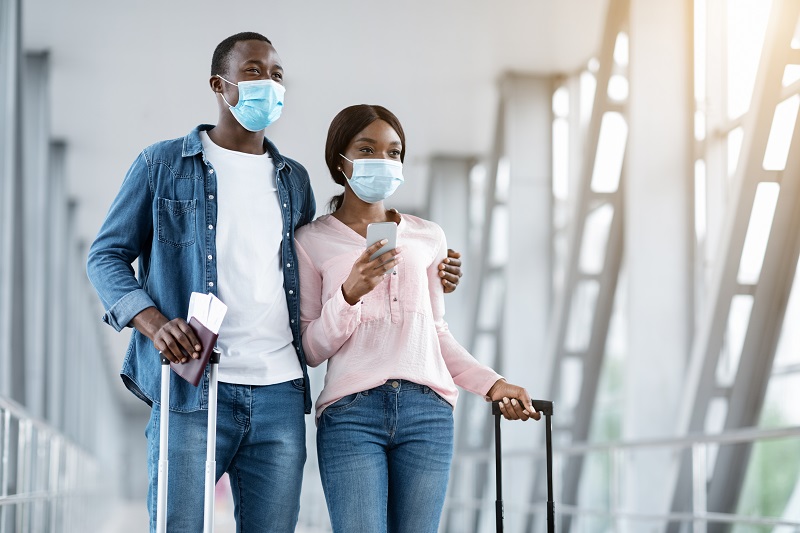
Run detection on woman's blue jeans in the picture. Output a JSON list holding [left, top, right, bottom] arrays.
[[316, 380, 455, 533], [145, 379, 307, 533]]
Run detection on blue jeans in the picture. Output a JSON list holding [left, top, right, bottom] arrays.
[[316, 380, 454, 533], [145, 379, 307, 533]]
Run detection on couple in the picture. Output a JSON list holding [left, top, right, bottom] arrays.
[[87, 31, 539, 533]]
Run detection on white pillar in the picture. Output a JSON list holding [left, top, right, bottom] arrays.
[[501, 74, 553, 532], [0, 0, 25, 402], [624, 0, 693, 519], [22, 51, 51, 418], [427, 155, 474, 341]]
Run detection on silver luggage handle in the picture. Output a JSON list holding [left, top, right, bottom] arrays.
[[156, 348, 222, 533]]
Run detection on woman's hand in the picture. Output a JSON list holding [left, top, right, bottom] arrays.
[[486, 379, 541, 421], [341, 240, 401, 305]]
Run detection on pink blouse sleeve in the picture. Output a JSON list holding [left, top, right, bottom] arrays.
[[426, 227, 502, 397], [296, 238, 362, 367]]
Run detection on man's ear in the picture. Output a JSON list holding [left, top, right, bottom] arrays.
[[209, 75, 224, 93]]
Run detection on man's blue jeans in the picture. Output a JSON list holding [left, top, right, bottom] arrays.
[[316, 380, 454, 533], [145, 379, 307, 532]]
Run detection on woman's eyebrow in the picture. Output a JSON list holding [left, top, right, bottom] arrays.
[[353, 137, 401, 146]]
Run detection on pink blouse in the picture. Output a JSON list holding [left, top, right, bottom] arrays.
[[295, 213, 502, 418]]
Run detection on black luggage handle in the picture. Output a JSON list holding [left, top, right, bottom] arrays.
[[491, 399, 555, 533]]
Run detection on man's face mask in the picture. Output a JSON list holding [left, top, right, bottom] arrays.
[[216, 75, 285, 132], [340, 155, 404, 204]]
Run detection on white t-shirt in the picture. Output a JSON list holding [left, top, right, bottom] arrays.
[[200, 131, 302, 385]]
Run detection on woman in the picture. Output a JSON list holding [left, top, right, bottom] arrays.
[[295, 104, 539, 533]]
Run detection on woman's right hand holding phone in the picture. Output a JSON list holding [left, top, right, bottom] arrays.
[[341, 240, 401, 305]]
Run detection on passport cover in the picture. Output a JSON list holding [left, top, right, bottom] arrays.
[[169, 316, 219, 387]]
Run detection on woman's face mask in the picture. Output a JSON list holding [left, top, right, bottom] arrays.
[[340, 154, 404, 203], [216, 75, 285, 132]]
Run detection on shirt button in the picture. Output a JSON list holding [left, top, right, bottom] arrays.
[[288, 290, 294, 295], [208, 282, 214, 287], [283, 203, 287, 208], [208, 224, 214, 230], [208, 194, 214, 200], [209, 169, 214, 174], [286, 232, 290, 238], [290, 319, 295, 324], [393, 271, 397, 275], [391, 381, 399, 388], [286, 263, 292, 268], [207, 255, 213, 261], [393, 297, 398, 302]]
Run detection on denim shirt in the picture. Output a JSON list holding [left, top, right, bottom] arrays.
[[86, 124, 316, 413]]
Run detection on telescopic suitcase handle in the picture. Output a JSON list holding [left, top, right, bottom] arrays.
[[156, 348, 222, 533], [491, 399, 554, 533]]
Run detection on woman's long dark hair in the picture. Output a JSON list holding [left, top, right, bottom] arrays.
[[325, 104, 406, 212]]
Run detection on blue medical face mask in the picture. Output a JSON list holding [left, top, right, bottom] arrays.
[[340, 154, 404, 203], [216, 75, 285, 132]]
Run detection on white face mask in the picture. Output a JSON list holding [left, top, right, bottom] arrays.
[[340, 155, 404, 203]]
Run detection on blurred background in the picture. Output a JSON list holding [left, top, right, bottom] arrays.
[[2, 0, 800, 531]]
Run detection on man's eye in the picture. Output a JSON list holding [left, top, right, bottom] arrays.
[[272, 72, 283, 80]]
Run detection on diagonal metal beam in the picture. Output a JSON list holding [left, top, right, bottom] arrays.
[[530, 0, 629, 531], [667, 0, 800, 530]]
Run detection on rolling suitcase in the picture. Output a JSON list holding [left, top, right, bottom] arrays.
[[491, 399, 555, 533], [156, 347, 222, 533]]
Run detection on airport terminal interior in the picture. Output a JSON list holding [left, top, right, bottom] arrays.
[[2, 0, 800, 531]]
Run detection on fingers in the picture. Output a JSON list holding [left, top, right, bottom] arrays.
[[439, 255, 463, 295], [154, 319, 201, 364], [438, 270, 460, 284], [365, 239, 389, 258], [496, 391, 541, 421], [442, 278, 457, 293], [374, 247, 401, 268], [438, 262, 463, 277], [520, 390, 541, 421], [498, 397, 529, 421]]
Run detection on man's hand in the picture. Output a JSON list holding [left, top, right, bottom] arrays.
[[486, 378, 541, 421], [439, 249, 463, 293], [131, 307, 202, 364]]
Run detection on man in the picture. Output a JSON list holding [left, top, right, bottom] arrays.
[[86, 31, 463, 532]]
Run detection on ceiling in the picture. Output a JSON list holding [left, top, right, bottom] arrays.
[[22, 0, 608, 410]]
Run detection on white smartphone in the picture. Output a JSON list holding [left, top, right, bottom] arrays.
[[366, 222, 398, 263]]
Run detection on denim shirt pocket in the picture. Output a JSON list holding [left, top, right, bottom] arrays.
[[157, 197, 197, 247]]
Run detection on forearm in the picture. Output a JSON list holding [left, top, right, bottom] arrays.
[[301, 288, 362, 367]]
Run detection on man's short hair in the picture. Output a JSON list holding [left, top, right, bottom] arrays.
[[211, 32, 272, 76]]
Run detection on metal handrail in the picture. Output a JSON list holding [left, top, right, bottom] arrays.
[[445, 424, 800, 530], [0, 395, 100, 533]]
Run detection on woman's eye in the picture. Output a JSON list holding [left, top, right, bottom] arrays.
[[359, 147, 374, 154], [389, 150, 401, 157]]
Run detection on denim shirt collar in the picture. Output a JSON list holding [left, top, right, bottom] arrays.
[[182, 124, 290, 172]]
